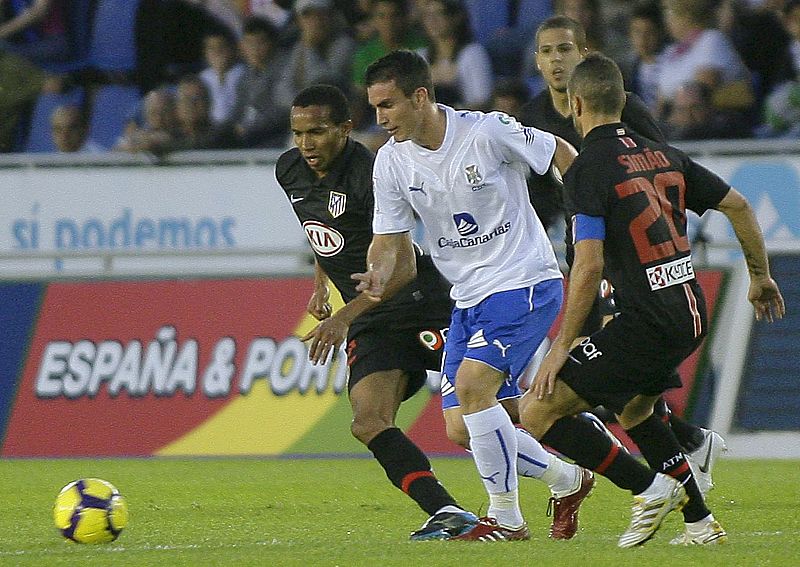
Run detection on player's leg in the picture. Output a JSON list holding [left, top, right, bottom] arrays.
[[619, 395, 727, 546], [346, 333, 476, 539], [654, 395, 726, 495], [520, 379, 686, 548]]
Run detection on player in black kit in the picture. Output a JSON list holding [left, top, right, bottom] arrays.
[[519, 16, 722, 491], [522, 53, 784, 547], [275, 84, 478, 540]]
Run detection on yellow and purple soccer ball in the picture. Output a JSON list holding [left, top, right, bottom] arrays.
[[53, 478, 128, 543]]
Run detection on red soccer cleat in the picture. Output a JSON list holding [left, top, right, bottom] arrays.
[[547, 468, 595, 539], [450, 517, 530, 541]]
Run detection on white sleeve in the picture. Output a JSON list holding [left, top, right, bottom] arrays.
[[372, 150, 416, 234], [481, 112, 557, 175]]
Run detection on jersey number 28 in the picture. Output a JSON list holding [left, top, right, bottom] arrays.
[[615, 171, 689, 264]]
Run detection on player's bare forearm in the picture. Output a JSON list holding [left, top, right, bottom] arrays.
[[555, 239, 605, 350], [716, 188, 785, 321], [353, 232, 417, 301], [552, 136, 578, 181], [716, 189, 769, 278]]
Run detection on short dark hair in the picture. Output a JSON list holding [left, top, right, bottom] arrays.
[[365, 49, 436, 101], [568, 52, 625, 116], [292, 84, 351, 124], [242, 16, 277, 39], [535, 15, 588, 50], [784, 0, 800, 15]]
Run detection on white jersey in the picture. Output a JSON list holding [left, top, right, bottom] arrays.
[[373, 105, 562, 308]]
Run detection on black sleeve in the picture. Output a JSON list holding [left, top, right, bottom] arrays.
[[563, 157, 608, 218], [275, 149, 299, 192], [683, 155, 731, 215], [621, 92, 665, 144]]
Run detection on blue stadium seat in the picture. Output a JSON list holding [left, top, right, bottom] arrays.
[[25, 88, 86, 153], [88, 0, 140, 73], [87, 85, 141, 149]]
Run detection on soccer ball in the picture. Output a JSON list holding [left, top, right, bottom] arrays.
[[53, 478, 128, 543]]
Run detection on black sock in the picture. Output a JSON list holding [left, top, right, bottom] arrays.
[[590, 405, 617, 424], [367, 427, 457, 516], [542, 416, 654, 494], [625, 414, 710, 523], [654, 397, 705, 453]]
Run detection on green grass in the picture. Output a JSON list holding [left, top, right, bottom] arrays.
[[0, 458, 797, 566]]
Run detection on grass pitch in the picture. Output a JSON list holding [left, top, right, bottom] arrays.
[[0, 457, 796, 566]]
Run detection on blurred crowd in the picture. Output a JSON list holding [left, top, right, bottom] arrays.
[[3, 0, 800, 156]]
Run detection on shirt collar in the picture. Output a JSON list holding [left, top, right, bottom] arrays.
[[581, 122, 627, 150]]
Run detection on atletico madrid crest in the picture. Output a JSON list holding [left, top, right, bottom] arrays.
[[328, 191, 346, 218]]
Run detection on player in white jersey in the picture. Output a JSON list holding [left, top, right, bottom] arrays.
[[356, 49, 595, 541]]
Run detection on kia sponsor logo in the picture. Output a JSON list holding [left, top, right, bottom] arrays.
[[302, 220, 344, 257]]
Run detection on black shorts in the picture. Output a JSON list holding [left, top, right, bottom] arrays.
[[559, 312, 702, 414], [345, 327, 446, 401]]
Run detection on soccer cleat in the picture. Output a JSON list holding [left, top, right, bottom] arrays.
[[450, 517, 530, 541], [547, 467, 595, 539], [618, 473, 687, 548], [410, 510, 479, 541], [685, 428, 727, 496], [670, 518, 728, 545]]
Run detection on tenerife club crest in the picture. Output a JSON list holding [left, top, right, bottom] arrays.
[[464, 164, 483, 186], [328, 191, 346, 218]]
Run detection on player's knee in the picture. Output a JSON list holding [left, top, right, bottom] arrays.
[[350, 413, 391, 445]]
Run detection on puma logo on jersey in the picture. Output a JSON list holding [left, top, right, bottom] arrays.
[[409, 182, 425, 194], [492, 339, 511, 357]]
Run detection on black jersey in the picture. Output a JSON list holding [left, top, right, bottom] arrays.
[[519, 91, 664, 262], [275, 138, 453, 334], [563, 123, 730, 334]]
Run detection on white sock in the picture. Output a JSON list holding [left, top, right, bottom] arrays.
[[516, 427, 553, 479], [540, 453, 581, 497], [463, 404, 523, 528]]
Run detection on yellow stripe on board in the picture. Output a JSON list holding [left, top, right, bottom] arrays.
[[156, 289, 346, 456]]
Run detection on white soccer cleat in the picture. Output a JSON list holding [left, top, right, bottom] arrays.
[[685, 429, 727, 496], [618, 473, 687, 548], [670, 517, 728, 545]]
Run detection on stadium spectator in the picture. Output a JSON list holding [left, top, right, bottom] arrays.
[[179, 0, 246, 37], [619, 1, 667, 113], [488, 78, 530, 117], [114, 88, 179, 154], [759, 80, 800, 138], [657, 0, 754, 120], [229, 16, 289, 148], [350, 0, 427, 91], [50, 104, 102, 153], [664, 81, 752, 140], [163, 75, 234, 151], [274, 0, 355, 109], [363, 49, 594, 542], [200, 29, 246, 126], [0, 0, 70, 65], [525, 52, 783, 546], [783, 0, 800, 74], [715, 0, 795, 105], [464, 0, 552, 81], [419, 0, 493, 108], [554, 0, 607, 55]]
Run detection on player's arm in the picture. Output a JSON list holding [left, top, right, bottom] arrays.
[[307, 259, 333, 321], [551, 135, 578, 182], [352, 231, 417, 302], [303, 232, 417, 364], [532, 215, 605, 399], [715, 188, 785, 322]]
